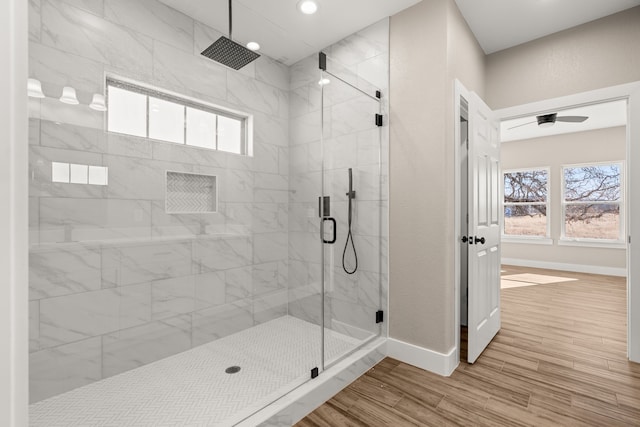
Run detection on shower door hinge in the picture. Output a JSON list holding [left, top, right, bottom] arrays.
[[375, 114, 383, 127], [319, 52, 327, 71], [311, 367, 319, 379], [376, 310, 384, 324], [376, 90, 381, 99]]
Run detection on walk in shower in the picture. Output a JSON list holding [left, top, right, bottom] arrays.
[[27, 0, 389, 425]]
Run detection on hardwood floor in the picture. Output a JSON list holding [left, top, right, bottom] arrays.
[[296, 266, 640, 426]]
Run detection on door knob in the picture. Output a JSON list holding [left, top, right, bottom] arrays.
[[474, 236, 485, 245], [461, 236, 468, 243]]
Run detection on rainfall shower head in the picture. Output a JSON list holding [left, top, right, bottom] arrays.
[[200, 0, 260, 70], [201, 37, 260, 70]]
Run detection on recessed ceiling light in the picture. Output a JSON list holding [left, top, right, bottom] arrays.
[[297, 0, 318, 15], [246, 41, 260, 51]]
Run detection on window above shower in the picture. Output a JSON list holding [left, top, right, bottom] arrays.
[[106, 77, 252, 156]]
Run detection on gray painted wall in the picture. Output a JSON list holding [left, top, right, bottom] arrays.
[[389, 0, 485, 354]]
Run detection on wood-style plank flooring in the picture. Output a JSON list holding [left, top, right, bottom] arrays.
[[296, 266, 640, 426]]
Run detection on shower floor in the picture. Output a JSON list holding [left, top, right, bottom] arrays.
[[29, 316, 362, 427]]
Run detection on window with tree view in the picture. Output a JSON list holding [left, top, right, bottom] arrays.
[[503, 169, 549, 237], [562, 163, 622, 241]]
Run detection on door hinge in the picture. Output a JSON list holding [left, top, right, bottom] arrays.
[[375, 114, 383, 127], [376, 310, 384, 324], [311, 367, 319, 379], [629, 235, 631, 244]]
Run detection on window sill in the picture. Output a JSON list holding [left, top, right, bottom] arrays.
[[558, 239, 626, 249], [501, 236, 553, 245]]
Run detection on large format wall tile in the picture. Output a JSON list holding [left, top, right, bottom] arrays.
[[30, 336, 102, 403], [107, 133, 153, 159], [39, 198, 152, 243], [101, 241, 192, 287], [153, 41, 227, 103], [30, 301, 40, 352], [253, 203, 287, 233], [41, 0, 153, 75], [40, 120, 106, 153], [29, 42, 104, 101], [151, 276, 195, 320], [191, 300, 252, 346], [255, 56, 290, 92], [150, 200, 226, 238], [227, 72, 288, 119], [60, 0, 104, 16], [253, 112, 288, 148], [30, 246, 102, 300], [29, 146, 106, 199], [253, 290, 287, 325], [254, 232, 288, 264], [194, 271, 226, 309], [104, 0, 193, 54], [39, 288, 120, 346], [193, 236, 252, 272], [102, 315, 191, 377], [29, 0, 41, 42]]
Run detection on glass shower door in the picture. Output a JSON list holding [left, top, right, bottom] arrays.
[[319, 56, 384, 368]]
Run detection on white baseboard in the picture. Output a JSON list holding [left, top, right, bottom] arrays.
[[386, 338, 457, 377], [502, 258, 627, 277]]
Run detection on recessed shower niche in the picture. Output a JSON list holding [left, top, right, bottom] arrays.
[[165, 171, 217, 214]]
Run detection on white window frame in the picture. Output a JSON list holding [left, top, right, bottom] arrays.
[[105, 76, 253, 156], [502, 167, 552, 244], [560, 161, 625, 247]]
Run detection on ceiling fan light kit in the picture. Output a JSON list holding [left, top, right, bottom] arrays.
[[537, 113, 557, 127]]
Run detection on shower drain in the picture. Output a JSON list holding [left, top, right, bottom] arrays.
[[225, 366, 241, 374]]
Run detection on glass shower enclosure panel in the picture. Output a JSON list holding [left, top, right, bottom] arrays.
[[320, 55, 383, 367]]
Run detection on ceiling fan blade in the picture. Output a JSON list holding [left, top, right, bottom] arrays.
[[507, 120, 537, 130], [555, 115, 588, 123]]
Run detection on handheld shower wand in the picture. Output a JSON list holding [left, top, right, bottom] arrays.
[[342, 168, 358, 274]]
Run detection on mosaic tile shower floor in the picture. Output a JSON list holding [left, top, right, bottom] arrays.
[[30, 316, 360, 426]]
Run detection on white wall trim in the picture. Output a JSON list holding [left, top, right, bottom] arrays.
[[502, 258, 626, 277], [386, 338, 458, 377], [0, 0, 29, 425]]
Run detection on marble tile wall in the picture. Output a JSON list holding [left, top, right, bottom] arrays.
[[28, 0, 389, 407], [28, 0, 290, 403], [287, 19, 390, 340]]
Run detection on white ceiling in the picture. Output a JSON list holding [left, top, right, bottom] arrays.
[[501, 100, 628, 143], [455, 0, 640, 54], [158, 0, 421, 65]]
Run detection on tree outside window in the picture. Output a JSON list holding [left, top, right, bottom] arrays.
[[503, 169, 549, 237], [562, 163, 622, 241]]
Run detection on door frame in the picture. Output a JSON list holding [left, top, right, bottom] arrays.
[[454, 80, 470, 363], [1, 0, 29, 424], [454, 81, 640, 363]]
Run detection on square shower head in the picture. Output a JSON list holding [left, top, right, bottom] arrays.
[[201, 36, 260, 70]]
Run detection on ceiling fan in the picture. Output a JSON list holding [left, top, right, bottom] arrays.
[[508, 113, 588, 130]]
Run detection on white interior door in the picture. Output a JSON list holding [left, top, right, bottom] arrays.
[[467, 92, 501, 363]]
